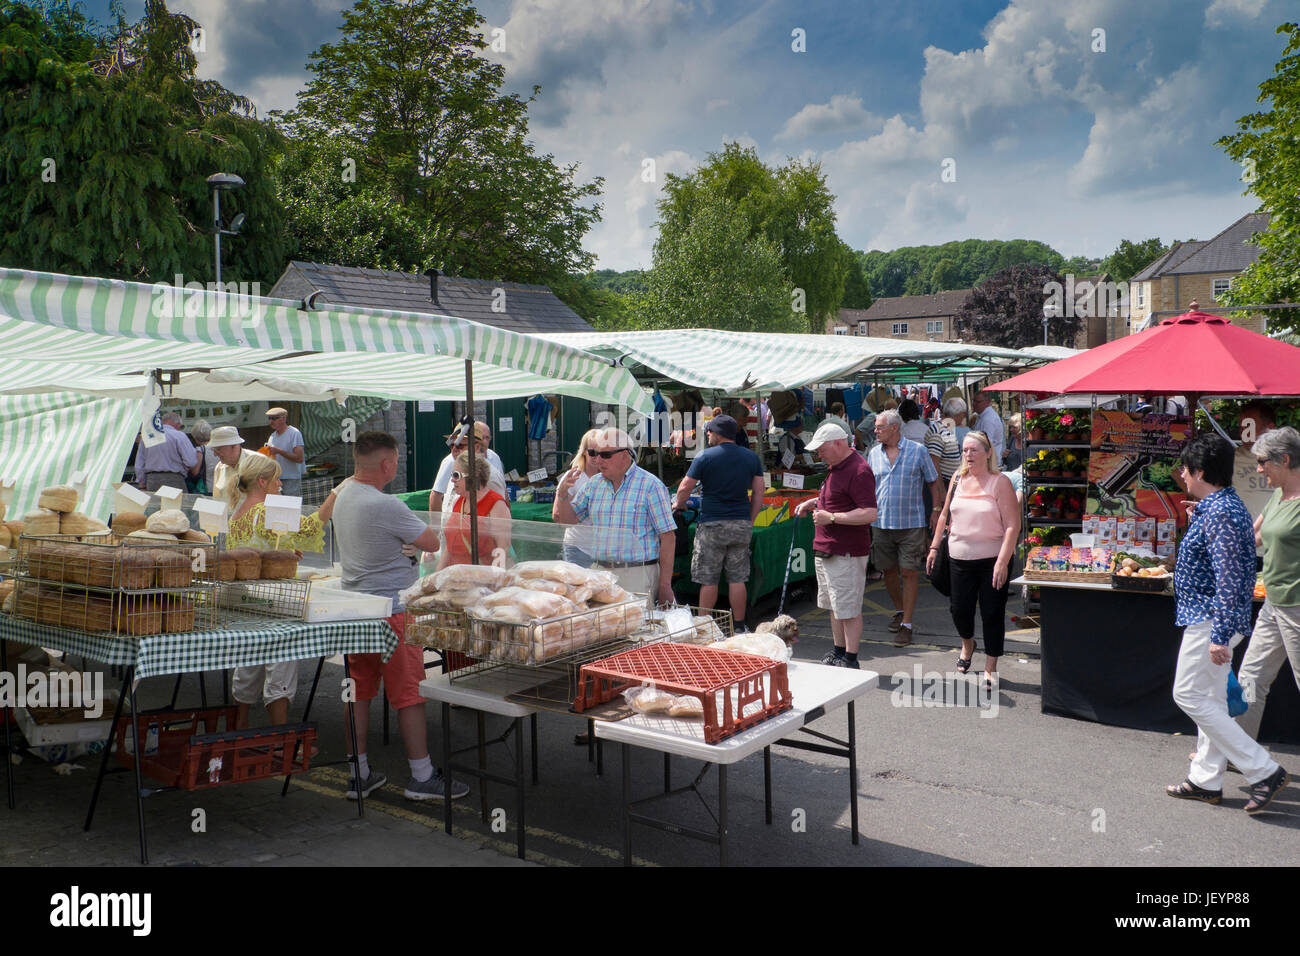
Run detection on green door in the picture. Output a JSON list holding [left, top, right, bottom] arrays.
[[556, 396, 590, 471], [407, 401, 455, 492], [488, 397, 529, 477]]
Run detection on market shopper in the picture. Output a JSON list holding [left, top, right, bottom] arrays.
[[970, 390, 1005, 464], [926, 431, 1019, 687], [225, 452, 342, 729], [925, 397, 968, 483], [820, 402, 851, 435], [331, 431, 468, 801], [794, 423, 878, 668], [899, 399, 928, 444], [554, 427, 676, 606], [136, 411, 198, 492], [868, 410, 942, 646], [673, 415, 764, 632], [1003, 413, 1024, 471], [778, 420, 806, 462], [187, 420, 211, 494], [264, 407, 306, 498], [1165, 434, 1288, 812], [427, 421, 506, 514], [437, 451, 512, 569], [209, 425, 248, 505], [553, 429, 602, 567], [1235, 427, 1300, 741]]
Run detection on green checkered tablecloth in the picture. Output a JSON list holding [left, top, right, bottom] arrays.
[[0, 614, 398, 681]]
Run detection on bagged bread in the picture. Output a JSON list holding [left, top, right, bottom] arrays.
[[693, 615, 727, 645], [410, 586, 490, 610], [709, 632, 790, 662], [429, 564, 509, 592], [590, 582, 629, 604], [510, 560, 591, 587], [512, 576, 567, 596], [668, 696, 704, 718], [624, 686, 675, 714], [480, 586, 577, 620]]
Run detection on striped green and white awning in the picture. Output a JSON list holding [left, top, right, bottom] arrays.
[[543, 329, 1056, 392], [0, 269, 652, 413]]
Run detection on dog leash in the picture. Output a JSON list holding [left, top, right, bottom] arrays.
[[777, 512, 800, 617]]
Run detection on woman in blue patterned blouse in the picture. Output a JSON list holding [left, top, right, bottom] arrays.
[[1166, 434, 1289, 812]]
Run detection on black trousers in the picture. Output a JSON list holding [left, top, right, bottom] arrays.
[[949, 556, 1009, 657]]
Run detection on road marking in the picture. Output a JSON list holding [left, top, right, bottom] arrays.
[[303, 766, 659, 866]]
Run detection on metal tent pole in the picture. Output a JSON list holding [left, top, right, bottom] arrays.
[[465, 359, 480, 565]]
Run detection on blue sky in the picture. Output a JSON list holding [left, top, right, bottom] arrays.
[[79, 0, 1283, 272]]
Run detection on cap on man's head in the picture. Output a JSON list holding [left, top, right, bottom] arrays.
[[208, 425, 245, 448], [266, 407, 288, 418], [804, 422, 850, 451], [446, 420, 491, 446], [705, 415, 738, 440]]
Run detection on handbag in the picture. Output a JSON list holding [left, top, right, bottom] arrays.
[[926, 475, 960, 597]]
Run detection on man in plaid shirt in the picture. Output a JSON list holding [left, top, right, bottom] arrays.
[[868, 409, 943, 646], [555, 427, 677, 606]]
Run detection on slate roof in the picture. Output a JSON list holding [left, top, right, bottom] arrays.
[[1130, 241, 1207, 282], [847, 289, 974, 322], [267, 261, 595, 334], [1164, 212, 1269, 275]]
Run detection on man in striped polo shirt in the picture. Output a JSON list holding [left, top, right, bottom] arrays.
[[555, 427, 677, 606]]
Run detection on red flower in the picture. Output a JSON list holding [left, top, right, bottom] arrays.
[[1060, 413, 1075, 427]]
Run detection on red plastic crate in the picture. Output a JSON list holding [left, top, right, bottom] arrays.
[[574, 642, 792, 743], [114, 707, 316, 790]]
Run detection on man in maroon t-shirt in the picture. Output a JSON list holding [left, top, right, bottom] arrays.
[[795, 423, 879, 668]]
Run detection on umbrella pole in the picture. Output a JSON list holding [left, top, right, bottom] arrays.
[[465, 359, 480, 565]]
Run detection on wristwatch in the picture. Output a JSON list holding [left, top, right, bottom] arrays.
[[829, 513, 836, 524]]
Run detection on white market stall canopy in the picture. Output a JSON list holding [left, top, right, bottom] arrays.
[[0, 269, 652, 412], [544, 329, 1070, 392]]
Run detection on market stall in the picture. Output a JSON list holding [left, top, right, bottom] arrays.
[[991, 310, 1300, 742]]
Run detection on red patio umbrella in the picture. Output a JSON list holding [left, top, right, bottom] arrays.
[[986, 310, 1300, 395]]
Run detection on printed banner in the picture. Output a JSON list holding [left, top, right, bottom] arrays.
[[1087, 410, 1190, 526]]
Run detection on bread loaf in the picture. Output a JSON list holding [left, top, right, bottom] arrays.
[[180, 529, 211, 543], [212, 551, 239, 581], [126, 529, 181, 541], [37, 485, 78, 513], [60, 595, 114, 633], [116, 550, 155, 590], [60, 512, 110, 536], [3, 520, 23, 540], [111, 512, 148, 536], [22, 508, 61, 536], [225, 547, 262, 580], [162, 599, 196, 633], [146, 509, 190, 535], [152, 550, 193, 588], [115, 596, 162, 635], [0, 526, 10, 549], [259, 550, 298, 579]]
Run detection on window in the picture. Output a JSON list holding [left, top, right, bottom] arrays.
[[833, 326, 848, 335], [891, 322, 909, 336], [1212, 278, 1231, 302], [926, 320, 944, 335], [857, 320, 868, 336], [1136, 284, 1144, 307]]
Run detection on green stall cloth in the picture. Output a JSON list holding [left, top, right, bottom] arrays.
[[396, 489, 815, 601]]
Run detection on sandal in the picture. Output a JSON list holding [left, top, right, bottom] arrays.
[[1245, 766, 1289, 814], [956, 656, 972, 674], [1165, 779, 1222, 805], [983, 672, 998, 692]]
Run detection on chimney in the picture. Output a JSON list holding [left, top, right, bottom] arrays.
[[424, 268, 441, 308]]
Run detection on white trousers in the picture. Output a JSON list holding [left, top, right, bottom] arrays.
[[232, 661, 300, 706], [1173, 622, 1278, 789], [1235, 601, 1300, 739]]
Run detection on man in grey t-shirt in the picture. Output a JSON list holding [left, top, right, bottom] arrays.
[[331, 431, 467, 802]]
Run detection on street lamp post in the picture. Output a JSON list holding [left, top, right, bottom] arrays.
[[207, 173, 246, 283]]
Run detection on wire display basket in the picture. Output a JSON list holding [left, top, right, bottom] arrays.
[[214, 577, 312, 620], [12, 577, 219, 636], [644, 605, 734, 644], [405, 596, 651, 668]]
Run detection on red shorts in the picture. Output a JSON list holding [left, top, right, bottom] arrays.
[[346, 613, 426, 710]]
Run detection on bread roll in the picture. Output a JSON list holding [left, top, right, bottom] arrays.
[[152, 550, 193, 588], [259, 550, 298, 579], [180, 529, 211, 543], [60, 512, 110, 536], [146, 509, 190, 535], [115, 596, 162, 635], [111, 512, 148, 536], [38, 485, 78, 513], [116, 549, 155, 590], [22, 508, 61, 536], [3, 520, 23, 540]]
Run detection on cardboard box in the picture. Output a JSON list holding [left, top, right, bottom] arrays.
[[1137, 516, 1155, 538], [1097, 516, 1117, 546], [1157, 518, 1176, 544], [1116, 517, 1135, 545], [1082, 515, 1100, 537]]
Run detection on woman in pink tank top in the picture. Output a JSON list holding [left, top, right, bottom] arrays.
[[926, 430, 1020, 688]]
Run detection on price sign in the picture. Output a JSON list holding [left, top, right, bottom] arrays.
[[526, 468, 549, 483], [264, 493, 304, 533], [505, 469, 521, 482], [499, 417, 513, 432], [782, 472, 805, 489], [781, 449, 795, 469]]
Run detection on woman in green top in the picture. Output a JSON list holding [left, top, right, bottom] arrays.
[[1237, 426, 1300, 740], [225, 451, 340, 553]]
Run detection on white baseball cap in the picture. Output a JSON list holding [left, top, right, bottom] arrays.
[[804, 422, 851, 451]]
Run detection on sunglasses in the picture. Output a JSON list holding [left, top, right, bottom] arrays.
[[451, 471, 465, 481], [1256, 457, 1272, 465], [593, 448, 629, 459]]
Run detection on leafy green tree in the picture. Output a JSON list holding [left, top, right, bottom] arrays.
[[655, 143, 850, 332], [953, 264, 1078, 348], [860, 239, 1066, 298], [1100, 238, 1167, 282], [1217, 22, 1300, 332], [635, 194, 798, 333], [839, 244, 872, 309], [0, 0, 289, 283], [277, 0, 601, 286]]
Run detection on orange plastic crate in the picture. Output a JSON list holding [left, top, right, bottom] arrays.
[[114, 707, 316, 790], [574, 642, 792, 743]]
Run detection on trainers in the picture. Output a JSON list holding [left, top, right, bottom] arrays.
[[404, 770, 470, 801], [820, 648, 844, 665], [832, 656, 860, 669], [888, 611, 905, 632], [346, 769, 387, 800], [894, 623, 914, 647], [733, 623, 750, 634]]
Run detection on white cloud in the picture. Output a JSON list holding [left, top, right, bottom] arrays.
[[1205, 0, 1269, 29], [775, 94, 882, 141]]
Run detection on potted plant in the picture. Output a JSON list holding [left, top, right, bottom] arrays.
[[1026, 408, 1045, 441], [1028, 491, 1046, 518], [1043, 449, 1063, 477], [1058, 411, 1081, 441], [1060, 450, 1081, 477], [1046, 490, 1064, 518], [1063, 493, 1083, 520]]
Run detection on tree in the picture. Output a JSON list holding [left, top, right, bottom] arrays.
[[953, 264, 1079, 348], [1217, 22, 1300, 332], [654, 143, 851, 332], [859, 239, 1066, 298], [277, 0, 601, 285], [1101, 238, 1167, 283], [0, 0, 289, 283], [635, 194, 798, 333], [839, 243, 873, 309]]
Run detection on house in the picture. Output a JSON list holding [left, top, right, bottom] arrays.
[[1126, 212, 1269, 333], [268, 262, 597, 491], [1052, 272, 1127, 348], [830, 290, 971, 341]]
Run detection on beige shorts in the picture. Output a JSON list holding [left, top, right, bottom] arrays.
[[872, 527, 928, 571], [814, 553, 869, 620]]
